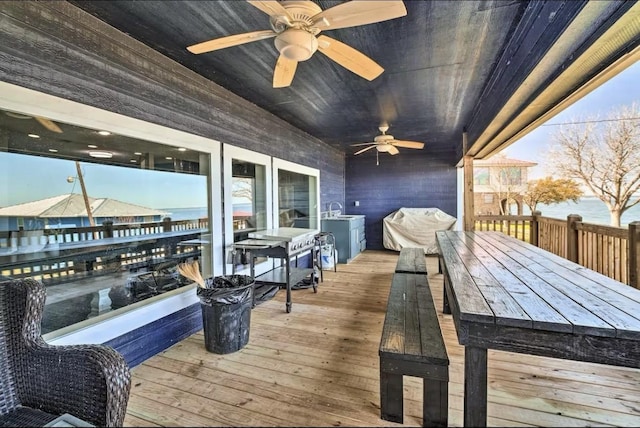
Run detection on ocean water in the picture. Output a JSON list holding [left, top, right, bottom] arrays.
[[522, 197, 640, 227], [162, 200, 640, 228], [161, 207, 208, 221]]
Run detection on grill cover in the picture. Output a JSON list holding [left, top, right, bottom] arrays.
[[383, 208, 457, 254]]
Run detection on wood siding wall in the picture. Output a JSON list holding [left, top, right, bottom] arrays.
[[345, 148, 458, 250], [0, 1, 344, 207]]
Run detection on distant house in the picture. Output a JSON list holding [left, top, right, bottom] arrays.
[[0, 193, 168, 231], [473, 155, 537, 215]]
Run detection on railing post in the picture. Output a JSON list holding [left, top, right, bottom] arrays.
[[567, 214, 582, 263], [629, 221, 640, 289], [531, 211, 541, 247], [163, 217, 172, 233], [102, 220, 114, 238]]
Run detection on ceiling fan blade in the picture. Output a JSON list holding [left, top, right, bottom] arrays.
[[187, 30, 276, 54], [351, 142, 376, 147], [354, 145, 377, 155], [317, 35, 383, 81], [35, 116, 63, 133], [273, 54, 298, 88], [247, 0, 292, 19], [312, 0, 407, 31], [387, 145, 400, 155], [392, 140, 424, 149]]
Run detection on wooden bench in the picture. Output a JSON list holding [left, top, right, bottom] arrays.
[[395, 247, 428, 274], [379, 272, 449, 427]]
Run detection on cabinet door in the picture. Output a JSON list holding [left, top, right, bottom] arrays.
[[350, 227, 360, 259]]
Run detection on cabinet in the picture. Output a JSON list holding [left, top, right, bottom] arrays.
[[321, 215, 366, 264]]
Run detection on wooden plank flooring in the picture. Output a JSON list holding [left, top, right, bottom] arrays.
[[124, 250, 640, 427]]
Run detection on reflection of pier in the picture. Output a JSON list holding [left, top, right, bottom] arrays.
[[0, 219, 207, 284], [0, 219, 208, 333]]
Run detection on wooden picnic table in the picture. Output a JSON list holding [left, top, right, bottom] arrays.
[[436, 230, 640, 427]]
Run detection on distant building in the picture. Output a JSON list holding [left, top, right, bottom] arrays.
[[0, 193, 168, 231], [473, 155, 537, 215]]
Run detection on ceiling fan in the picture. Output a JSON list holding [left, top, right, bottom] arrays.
[[186, 0, 407, 88], [4, 111, 63, 133], [352, 125, 424, 156]]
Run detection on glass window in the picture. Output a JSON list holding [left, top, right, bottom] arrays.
[[499, 167, 522, 185], [474, 167, 490, 185], [223, 145, 272, 275], [273, 158, 319, 230], [232, 160, 267, 241], [0, 106, 214, 336]]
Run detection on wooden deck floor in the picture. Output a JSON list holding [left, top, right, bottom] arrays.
[[124, 250, 640, 427]]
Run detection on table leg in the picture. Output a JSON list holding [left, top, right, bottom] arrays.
[[442, 267, 451, 315], [285, 258, 292, 313], [464, 346, 487, 427]]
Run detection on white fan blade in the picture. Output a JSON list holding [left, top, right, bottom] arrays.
[[354, 145, 377, 155], [273, 54, 298, 88], [387, 145, 400, 155], [35, 116, 62, 133], [317, 35, 383, 81], [351, 142, 376, 147], [392, 140, 424, 149], [247, 0, 292, 20], [312, 0, 407, 31], [187, 30, 276, 54]]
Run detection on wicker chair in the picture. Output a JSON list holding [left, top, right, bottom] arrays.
[[0, 278, 131, 427]]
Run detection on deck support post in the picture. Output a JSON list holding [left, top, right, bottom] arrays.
[[629, 221, 639, 289], [531, 210, 541, 247], [566, 214, 582, 263]]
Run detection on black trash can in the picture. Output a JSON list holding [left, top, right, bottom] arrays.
[[197, 275, 254, 354]]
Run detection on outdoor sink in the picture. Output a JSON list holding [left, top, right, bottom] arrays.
[[324, 214, 361, 220]]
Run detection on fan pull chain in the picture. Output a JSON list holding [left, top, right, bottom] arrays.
[[376, 150, 379, 166]]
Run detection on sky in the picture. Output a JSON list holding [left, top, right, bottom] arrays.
[[0, 153, 209, 209], [502, 60, 640, 179]]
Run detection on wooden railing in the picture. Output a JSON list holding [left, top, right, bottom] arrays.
[[474, 212, 640, 288], [0, 217, 207, 284]]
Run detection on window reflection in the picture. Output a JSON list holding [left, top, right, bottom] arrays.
[[278, 169, 317, 229], [0, 108, 211, 334], [232, 160, 267, 242]]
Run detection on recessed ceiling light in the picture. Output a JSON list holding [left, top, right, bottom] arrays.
[[165, 156, 172, 160], [134, 152, 142, 156], [97, 130, 111, 136], [28, 134, 40, 138], [130, 159, 137, 163], [178, 147, 187, 152], [87, 144, 98, 149], [89, 150, 113, 159], [48, 149, 58, 153]]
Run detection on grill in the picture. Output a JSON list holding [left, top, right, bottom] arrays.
[[234, 227, 318, 312]]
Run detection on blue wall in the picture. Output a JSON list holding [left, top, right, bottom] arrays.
[[345, 146, 458, 250]]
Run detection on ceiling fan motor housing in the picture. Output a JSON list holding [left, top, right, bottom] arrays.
[[275, 29, 318, 61]]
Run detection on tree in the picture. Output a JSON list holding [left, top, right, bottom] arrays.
[[522, 177, 583, 212], [489, 165, 522, 215], [547, 104, 640, 227]]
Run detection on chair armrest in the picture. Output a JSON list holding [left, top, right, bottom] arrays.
[[17, 342, 131, 427]]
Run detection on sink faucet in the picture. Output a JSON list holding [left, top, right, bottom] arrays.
[[328, 201, 343, 217]]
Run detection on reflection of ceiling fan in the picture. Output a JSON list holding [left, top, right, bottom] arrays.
[[186, 0, 407, 88], [5, 111, 63, 133], [352, 125, 424, 156]]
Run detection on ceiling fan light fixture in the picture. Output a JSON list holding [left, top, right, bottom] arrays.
[[274, 29, 318, 61]]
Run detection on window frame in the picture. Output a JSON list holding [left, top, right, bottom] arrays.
[[0, 81, 224, 345], [222, 144, 273, 275]]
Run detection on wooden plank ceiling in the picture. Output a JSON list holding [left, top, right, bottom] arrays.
[[70, 0, 640, 159]]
